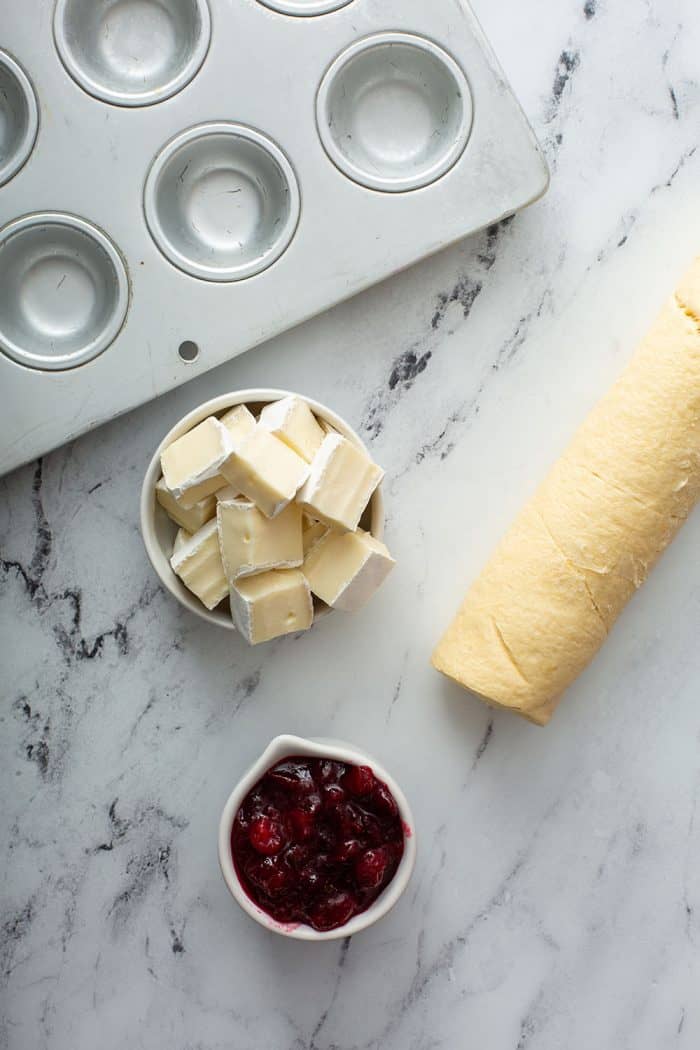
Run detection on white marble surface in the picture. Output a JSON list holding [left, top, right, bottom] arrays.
[[2, 1, 700, 1047]]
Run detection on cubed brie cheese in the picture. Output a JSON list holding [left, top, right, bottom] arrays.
[[220, 428, 309, 518], [217, 499, 303, 580], [219, 404, 256, 446], [170, 518, 228, 610], [160, 417, 233, 508], [231, 569, 313, 645], [303, 528, 395, 612], [298, 434, 384, 532], [172, 527, 191, 555], [155, 477, 217, 532], [259, 396, 325, 463]]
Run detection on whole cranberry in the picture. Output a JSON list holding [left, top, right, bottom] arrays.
[[268, 760, 316, 797], [355, 847, 390, 890], [342, 765, 376, 797], [310, 891, 357, 932], [249, 815, 286, 856], [288, 808, 316, 843]]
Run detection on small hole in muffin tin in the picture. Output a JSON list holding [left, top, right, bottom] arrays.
[[0, 213, 129, 371], [317, 32, 473, 193], [0, 50, 39, 187], [256, 0, 354, 14], [144, 122, 301, 282], [178, 339, 199, 362], [53, 0, 212, 107]]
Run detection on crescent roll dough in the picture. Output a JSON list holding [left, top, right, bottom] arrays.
[[432, 258, 700, 725]]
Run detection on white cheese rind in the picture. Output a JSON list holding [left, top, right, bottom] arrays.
[[230, 569, 313, 645], [172, 527, 192, 555], [170, 518, 228, 610], [217, 499, 303, 580], [259, 396, 325, 463], [298, 434, 384, 532], [303, 528, 395, 611], [155, 477, 217, 532], [220, 428, 309, 518], [160, 417, 233, 508]]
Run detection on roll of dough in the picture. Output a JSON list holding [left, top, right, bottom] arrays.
[[432, 257, 700, 725]]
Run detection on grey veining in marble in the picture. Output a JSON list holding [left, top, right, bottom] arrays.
[[2, 1, 700, 1048]]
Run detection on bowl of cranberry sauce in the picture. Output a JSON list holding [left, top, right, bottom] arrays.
[[219, 736, 416, 940]]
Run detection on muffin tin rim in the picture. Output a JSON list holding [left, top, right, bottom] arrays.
[[142, 121, 302, 283], [0, 48, 40, 188], [52, 0, 213, 108], [316, 30, 474, 194], [256, 0, 354, 15], [0, 210, 130, 371], [218, 733, 417, 941]]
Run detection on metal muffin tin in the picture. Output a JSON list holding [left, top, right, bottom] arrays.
[[0, 0, 548, 476]]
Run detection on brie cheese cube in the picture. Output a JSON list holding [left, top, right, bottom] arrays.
[[217, 499, 303, 580], [170, 519, 228, 610], [172, 527, 191, 555], [231, 569, 313, 645], [219, 404, 257, 446], [220, 428, 309, 518], [259, 396, 325, 463], [303, 528, 395, 612], [155, 477, 217, 532], [298, 434, 384, 532], [160, 417, 233, 508], [302, 519, 330, 556]]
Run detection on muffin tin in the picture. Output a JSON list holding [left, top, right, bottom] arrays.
[[0, 0, 548, 476]]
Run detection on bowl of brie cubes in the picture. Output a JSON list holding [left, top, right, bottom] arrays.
[[140, 390, 395, 643]]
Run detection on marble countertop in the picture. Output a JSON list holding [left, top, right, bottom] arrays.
[[2, 1, 700, 1047]]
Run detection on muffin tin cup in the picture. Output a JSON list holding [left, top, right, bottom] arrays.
[[140, 389, 385, 630], [317, 32, 473, 193], [0, 212, 129, 371], [0, 50, 39, 188], [53, 0, 212, 107], [144, 123, 301, 282], [218, 734, 417, 941], [257, 0, 354, 14]]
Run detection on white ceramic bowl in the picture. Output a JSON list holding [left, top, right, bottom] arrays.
[[218, 734, 416, 941], [140, 389, 385, 629]]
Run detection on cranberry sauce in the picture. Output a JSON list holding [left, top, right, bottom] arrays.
[[232, 755, 405, 932]]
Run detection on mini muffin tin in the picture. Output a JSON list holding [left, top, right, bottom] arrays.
[[0, 0, 548, 476]]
